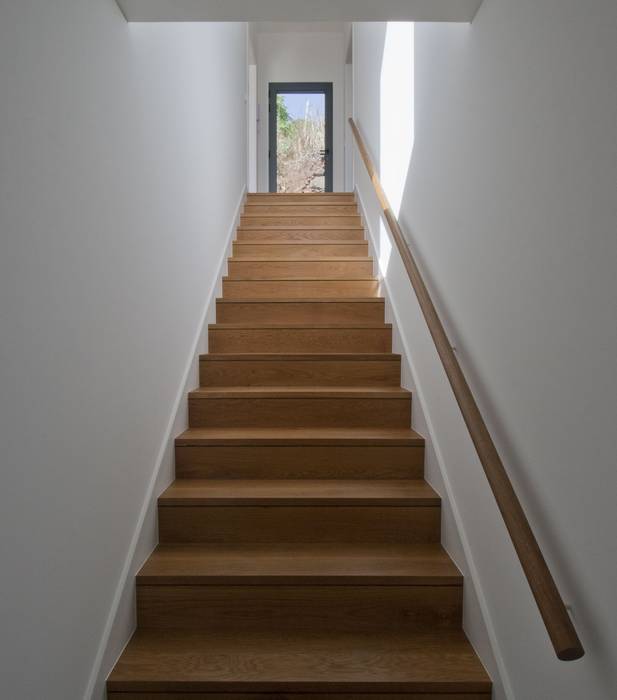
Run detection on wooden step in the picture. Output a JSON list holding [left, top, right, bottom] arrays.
[[137, 542, 461, 585], [244, 204, 359, 216], [240, 215, 362, 228], [159, 478, 436, 505], [233, 240, 369, 258], [227, 258, 373, 279], [237, 227, 365, 241], [175, 427, 425, 480], [222, 278, 379, 299], [200, 352, 400, 386], [208, 323, 391, 353], [215, 298, 385, 324], [158, 478, 440, 544], [107, 629, 492, 695], [188, 386, 411, 428], [136, 540, 462, 634]]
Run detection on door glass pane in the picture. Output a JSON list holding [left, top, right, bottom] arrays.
[[276, 93, 326, 193]]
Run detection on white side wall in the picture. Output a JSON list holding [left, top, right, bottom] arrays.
[[0, 3, 248, 699], [256, 31, 347, 191], [353, 3, 617, 699]]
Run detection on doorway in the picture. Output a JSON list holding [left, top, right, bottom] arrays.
[[268, 82, 333, 193]]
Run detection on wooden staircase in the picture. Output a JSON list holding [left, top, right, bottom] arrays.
[[107, 192, 492, 698]]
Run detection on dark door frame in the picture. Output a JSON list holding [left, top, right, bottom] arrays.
[[268, 82, 334, 193]]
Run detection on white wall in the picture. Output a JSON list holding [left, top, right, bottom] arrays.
[[256, 30, 347, 191], [353, 3, 617, 699], [0, 3, 247, 699]]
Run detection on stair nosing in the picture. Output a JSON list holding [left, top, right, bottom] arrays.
[[175, 427, 424, 446], [136, 542, 462, 586], [209, 323, 391, 329], [233, 240, 367, 245], [189, 387, 410, 399], [158, 479, 439, 508]]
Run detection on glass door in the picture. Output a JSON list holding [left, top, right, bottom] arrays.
[[268, 83, 333, 193]]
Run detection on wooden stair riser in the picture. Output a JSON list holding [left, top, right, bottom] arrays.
[[227, 259, 374, 279], [215, 300, 385, 324], [222, 279, 379, 299], [233, 242, 369, 258], [188, 396, 411, 429], [137, 585, 462, 633], [200, 357, 400, 387], [158, 505, 441, 544], [175, 444, 425, 480], [241, 216, 362, 228], [237, 228, 365, 241], [244, 204, 359, 216], [209, 327, 391, 353]]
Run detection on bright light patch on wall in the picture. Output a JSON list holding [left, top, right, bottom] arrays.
[[380, 22, 415, 217], [378, 219, 394, 275]]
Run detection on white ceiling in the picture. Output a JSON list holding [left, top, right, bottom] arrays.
[[116, 0, 484, 22], [252, 22, 347, 34]]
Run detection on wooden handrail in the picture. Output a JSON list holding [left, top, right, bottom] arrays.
[[349, 117, 584, 662]]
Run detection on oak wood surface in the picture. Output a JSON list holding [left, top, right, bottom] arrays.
[[108, 630, 491, 693], [158, 505, 440, 544], [233, 241, 369, 257], [137, 584, 462, 632], [137, 542, 461, 585], [237, 227, 366, 241], [158, 479, 436, 506], [208, 323, 391, 353], [200, 353, 400, 386], [227, 258, 374, 279], [215, 298, 386, 324], [222, 278, 380, 298]]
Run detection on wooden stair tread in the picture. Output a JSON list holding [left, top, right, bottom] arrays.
[[159, 479, 438, 506], [189, 386, 410, 399], [107, 629, 491, 693], [201, 352, 400, 360], [210, 322, 390, 329], [216, 297, 384, 303], [137, 542, 461, 584], [245, 200, 356, 205], [176, 427, 424, 446], [223, 276, 377, 281], [234, 239, 365, 245], [238, 225, 365, 230]]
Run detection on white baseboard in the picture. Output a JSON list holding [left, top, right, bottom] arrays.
[[83, 185, 247, 700]]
